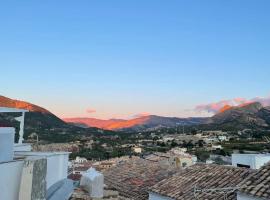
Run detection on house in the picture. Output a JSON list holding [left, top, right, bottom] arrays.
[[72, 166, 91, 175], [237, 162, 270, 200], [211, 144, 223, 150], [169, 147, 187, 154], [144, 152, 196, 168], [75, 156, 88, 164], [0, 107, 72, 200], [218, 135, 228, 141], [98, 161, 116, 171], [103, 157, 178, 200], [149, 164, 254, 200], [232, 154, 270, 169], [132, 146, 143, 154]]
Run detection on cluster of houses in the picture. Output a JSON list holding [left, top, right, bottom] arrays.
[[68, 146, 270, 200], [1, 107, 270, 200]]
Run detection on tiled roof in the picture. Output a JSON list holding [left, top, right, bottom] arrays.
[[149, 164, 253, 200], [70, 185, 125, 200], [103, 157, 178, 200], [239, 162, 270, 199], [68, 173, 82, 181], [74, 166, 91, 172]]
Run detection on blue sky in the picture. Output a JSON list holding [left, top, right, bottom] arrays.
[[1, 0, 270, 119]]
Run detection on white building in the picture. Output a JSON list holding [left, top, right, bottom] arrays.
[[0, 107, 73, 200], [132, 146, 142, 154], [75, 156, 88, 164], [211, 144, 223, 150], [169, 147, 187, 154], [218, 135, 228, 141], [232, 153, 270, 169], [15, 151, 70, 190]]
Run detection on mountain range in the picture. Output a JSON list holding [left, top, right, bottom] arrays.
[[63, 116, 208, 131], [64, 102, 270, 131], [1, 95, 270, 133], [207, 102, 270, 130]]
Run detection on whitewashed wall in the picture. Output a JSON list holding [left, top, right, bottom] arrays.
[[0, 161, 24, 200], [47, 153, 69, 189], [232, 154, 270, 169], [0, 127, 15, 162], [237, 192, 263, 200], [149, 192, 174, 200], [15, 152, 70, 189], [14, 143, 32, 152]]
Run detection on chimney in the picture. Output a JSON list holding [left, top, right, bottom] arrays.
[[80, 168, 104, 198]]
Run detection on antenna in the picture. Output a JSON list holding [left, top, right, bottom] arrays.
[[194, 185, 257, 200]]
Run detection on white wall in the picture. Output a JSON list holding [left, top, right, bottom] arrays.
[[232, 154, 256, 168], [254, 156, 270, 169], [0, 161, 24, 200], [15, 152, 70, 189], [47, 154, 69, 189], [0, 127, 15, 162], [14, 144, 32, 152], [232, 154, 270, 169], [237, 193, 262, 200], [149, 192, 174, 200]]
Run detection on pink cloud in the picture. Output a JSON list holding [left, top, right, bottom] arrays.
[[131, 112, 151, 119], [252, 96, 270, 107], [195, 94, 270, 114], [86, 108, 96, 114]]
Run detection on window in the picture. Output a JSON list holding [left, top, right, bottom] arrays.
[[237, 164, 250, 168]]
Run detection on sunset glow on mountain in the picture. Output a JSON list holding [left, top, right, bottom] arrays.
[[63, 116, 151, 130]]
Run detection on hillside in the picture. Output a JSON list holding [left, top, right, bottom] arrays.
[[0, 96, 49, 113], [0, 95, 114, 143], [1, 95, 270, 135], [203, 102, 270, 130], [65, 102, 270, 132], [64, 115, 208, 131], [64, 118, 125, 130], [0, 95, 67, 129]]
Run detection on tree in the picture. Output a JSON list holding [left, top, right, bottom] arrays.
[[195, 150, 210, 162], [191, 129, 197, 135], [171, 140, 178, 147]]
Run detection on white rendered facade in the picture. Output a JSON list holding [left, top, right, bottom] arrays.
[[232, 154, 270, 169], [237, 193, 264, 200], [15, 151, 70, 189], [149, 192, 174, 200], [0, 107, 72, 200]]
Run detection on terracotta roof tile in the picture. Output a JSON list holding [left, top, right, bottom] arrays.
[[239, 162, 270, 199], [103, 158, 178, 200], [149, 164, 253, 200]]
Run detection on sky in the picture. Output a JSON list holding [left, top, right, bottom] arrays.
[[1, 0, 270, 119]]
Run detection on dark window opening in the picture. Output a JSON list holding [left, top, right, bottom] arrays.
[[237, 164, 250, 168]]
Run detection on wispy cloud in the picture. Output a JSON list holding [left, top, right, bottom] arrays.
[[195, 94, 270, 114], [86, 108, 96, 114], [131, 112, 151, 119]]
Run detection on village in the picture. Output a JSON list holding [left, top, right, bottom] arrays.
[[1, 107, 270, 200]]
